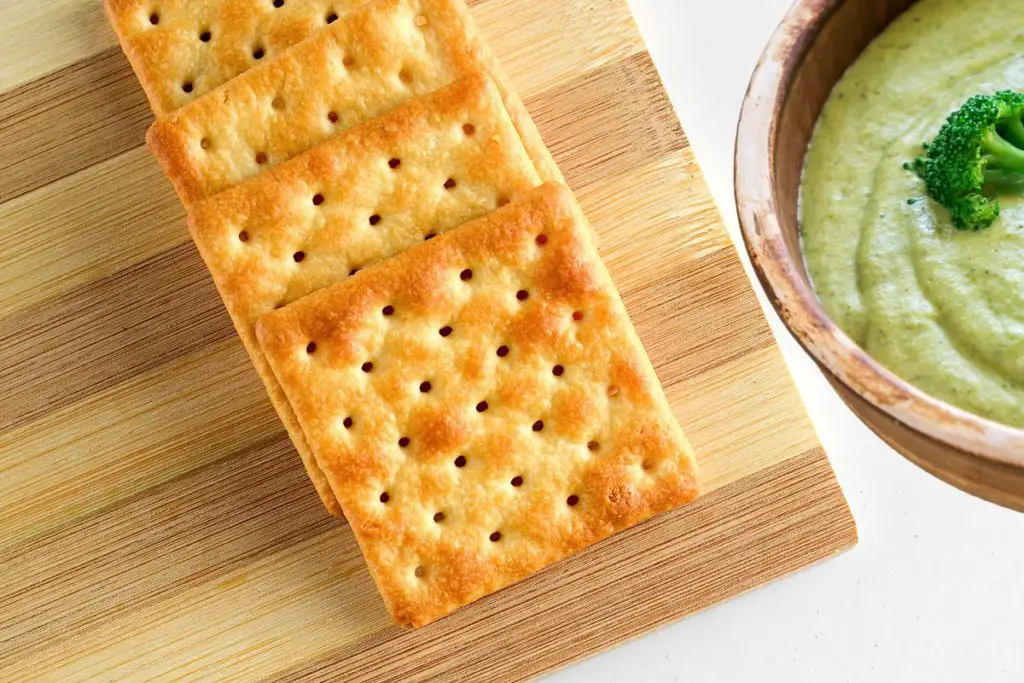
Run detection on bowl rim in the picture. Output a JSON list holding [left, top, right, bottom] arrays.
[[734, 0, 1024, 468]]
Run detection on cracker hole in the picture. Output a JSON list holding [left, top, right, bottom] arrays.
[[439, 325, 453, 337], [199, 30, 212, 42], [476, 401, 488, 413], [361, 361, 374, 373], [510, 475, 523, 487], [460, 268, 473, 281], [388, 157, 401, 169], [642, 459, 654, 471], [443, 178, 457, 190], [398, 436, 410, 448], [497, 195, 510, 207], [238, 230, 250, 242], [271, 95, 285, 110], [433, 511, 445, 523], [424, 232, 436, 241], [326, 11, 339, 23], [369, 214, 381, 226], [454, 455, 467, 468], [293, 251, 305, 262], [566, 494, 579, 507], [199, 137, 211, 150], [349, 267, 361, 276], [327, 111, 339, 123], [608, 385, 620, 397], [253, 46, 266, 60], [532, 420, 544, 432], [343, 55, 356, 68], [255, 151, 268, 164], [379, 491, 390, 503], [398, 68, 412, 84], [414, 14, 428, 26], [419, 381, 432, 393], [414, 565, 426, 578], [489, 531, 502, 543], [182, 81, 194, 93], [149, 12, 160, 25], [343, 416, 354, 429], [496, 345, 509, 358], [516, 290, 529, 301], [536, 234, 549, 246], [587, 440, 600, 452], [306, 341, 317, 354], [572, 310, 584, 321], [382, 305, 395, 316], [273, 0, 284, 7], [462, 123, 475, 136], [552, 364, 564, 377], [312, 193, 325, 206]]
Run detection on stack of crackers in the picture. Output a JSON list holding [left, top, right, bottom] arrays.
[[107, 0, 699, 628]]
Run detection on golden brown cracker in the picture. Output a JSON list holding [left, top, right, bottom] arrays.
[[145, 0, 560, 204], [104, 0, 366, 115], [256, 183, 699, 626], [189, 74, 541, 515]]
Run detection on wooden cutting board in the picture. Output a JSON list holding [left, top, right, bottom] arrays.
[[0, 0, 857, 680]]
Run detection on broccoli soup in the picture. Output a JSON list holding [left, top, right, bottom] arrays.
[[801, 0, 1024, 427]]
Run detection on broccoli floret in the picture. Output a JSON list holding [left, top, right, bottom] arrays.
[[913, 90, 1024, 231]]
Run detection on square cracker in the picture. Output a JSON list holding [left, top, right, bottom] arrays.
[[146, 0, 560, 204], [104, 0, 366, 116], [189, 73, 542, 516], [255, 183, 700, 627]]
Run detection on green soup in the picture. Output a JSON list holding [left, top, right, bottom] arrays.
[[801, 0, 1024, 427]]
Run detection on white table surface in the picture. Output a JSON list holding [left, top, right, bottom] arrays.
[[547, 1, 1024, 681]]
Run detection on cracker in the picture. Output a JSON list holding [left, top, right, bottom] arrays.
[[255, 183, 700, 627], [146, 0, 560, 204], [189, 73, 541, 516], [104, 0, 366, 116]]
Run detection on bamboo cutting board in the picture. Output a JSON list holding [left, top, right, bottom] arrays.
[[0, 0, 857, 680]]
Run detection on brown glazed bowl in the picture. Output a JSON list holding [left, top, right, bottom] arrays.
[[735, 0, 1024, 511]]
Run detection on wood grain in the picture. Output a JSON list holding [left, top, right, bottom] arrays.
[[0, 242, 233, 431], [0, 0, 856, 679], [0, 148, 183, 319], [0, 0, 116, 93], [530, 52, 687, 191], [0, 47, 151, 202]]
